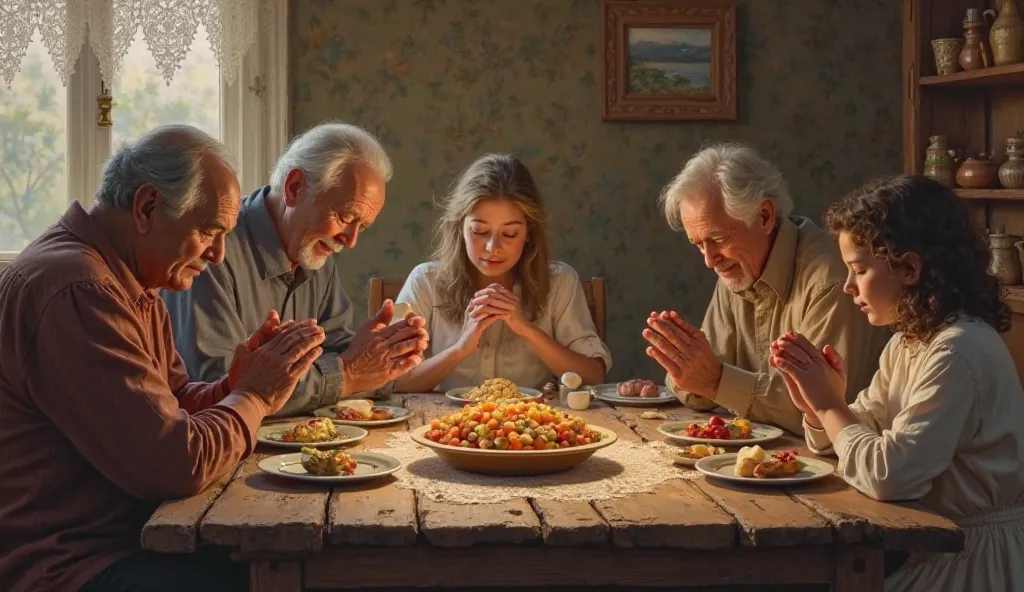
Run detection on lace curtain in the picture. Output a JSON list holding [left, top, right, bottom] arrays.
[[0, 0, 262, 87]]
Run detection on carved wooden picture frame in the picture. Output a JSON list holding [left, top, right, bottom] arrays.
[[602, 0, 737, 122]]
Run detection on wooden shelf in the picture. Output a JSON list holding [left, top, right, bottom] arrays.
[[920, 63, 1024, 88], [956, 189, 1024, 200]]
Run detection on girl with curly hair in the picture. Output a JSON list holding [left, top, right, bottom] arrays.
[[769, 174, 1024, 591], [393, 154, 610, 393]]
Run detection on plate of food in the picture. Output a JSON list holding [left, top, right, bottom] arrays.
[[670, 443, 727, 467], [445, 378, 543, 405], [592, 379, 675, 406], [258, 448, 402, 484], [695, 446, 834, 486], [256, 418, 368, 448], [314, 399, 411, 427], [412, 398, 617, 475], [657, 415, 784, 446]]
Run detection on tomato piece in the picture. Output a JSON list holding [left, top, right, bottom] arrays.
[[709, 416, 725, 427]]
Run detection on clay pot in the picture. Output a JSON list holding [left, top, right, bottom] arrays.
[[957, 153, 1000, 188]]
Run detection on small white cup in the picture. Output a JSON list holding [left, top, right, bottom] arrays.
[[567, 390, 591, 410]]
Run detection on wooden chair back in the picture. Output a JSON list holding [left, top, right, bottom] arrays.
[[367, 275, 607, 341]]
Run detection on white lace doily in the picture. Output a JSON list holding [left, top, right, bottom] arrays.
[[1, 0, 264, 86], [366, 432, 696, 505]]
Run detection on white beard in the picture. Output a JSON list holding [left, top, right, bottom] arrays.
[[297, 238, 343, 270]]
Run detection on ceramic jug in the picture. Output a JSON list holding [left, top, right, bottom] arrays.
[[1015, 241, 1024, 283], [962, 8, 994, 69], [990, 227, 1023, 285], [924, 135, 960, 186], [1000, 135, 1024, 188], [987, 0, 1024, 65]]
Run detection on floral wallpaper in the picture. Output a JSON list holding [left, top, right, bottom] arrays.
[[290, 0, 902, 381]]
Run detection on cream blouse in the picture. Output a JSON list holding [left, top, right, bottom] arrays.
[[395, 261, 612, 392], [804, 317, 1024, 592]]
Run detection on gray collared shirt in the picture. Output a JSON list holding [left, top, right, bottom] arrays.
[[162, 186, 353, 417]]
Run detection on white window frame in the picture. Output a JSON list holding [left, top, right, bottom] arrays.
[[0, 0, 289, 269]]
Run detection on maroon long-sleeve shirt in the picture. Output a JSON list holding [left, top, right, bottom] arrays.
[[0, 203, 266, 592]]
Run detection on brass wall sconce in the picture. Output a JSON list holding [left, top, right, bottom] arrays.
[[97, 81, 113, 127]]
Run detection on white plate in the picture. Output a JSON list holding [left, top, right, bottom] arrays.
[[592, 383, 675, 406], [694, 453, 835, 486], [256, 422, 368, 448], [657, 419, 785, 446], [444, 386, 544, 405], [313, 405, 412, 427], [258, 451, 402, 484]]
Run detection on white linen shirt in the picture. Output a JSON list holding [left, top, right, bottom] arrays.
[[804, 317, 1024, 592], [396, 261, 612, 392]]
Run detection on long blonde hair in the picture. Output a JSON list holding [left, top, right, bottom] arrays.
[[433, 153, 551, 323]]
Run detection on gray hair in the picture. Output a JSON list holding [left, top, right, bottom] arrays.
[[95, 124, 234, 219], [659, 143, 793, 230], [269, 122, 393, 200]]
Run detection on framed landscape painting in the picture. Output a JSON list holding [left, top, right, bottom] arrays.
[[601, 1, 737, 122]]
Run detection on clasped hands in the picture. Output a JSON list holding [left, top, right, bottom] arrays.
[[642, 310, 722, 399], [768, 331, 847, 423], [228, 302, 429, 405], [643, 309, 849, 420], [455, 284, 531, 354], [468, 284, 530, 334]]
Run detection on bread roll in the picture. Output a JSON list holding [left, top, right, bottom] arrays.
[[338, 398, 373, 418]]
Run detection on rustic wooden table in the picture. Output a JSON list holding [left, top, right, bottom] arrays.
[[142, 393, 963, 592]]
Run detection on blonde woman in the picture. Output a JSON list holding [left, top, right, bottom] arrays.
[[393, 154, 610, 393]]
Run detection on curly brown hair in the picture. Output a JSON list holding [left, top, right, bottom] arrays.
[[824, 174, 1010, 342]]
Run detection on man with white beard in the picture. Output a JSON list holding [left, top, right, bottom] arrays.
[[163, 122, 429, 416], [642, 143, 889, 435]]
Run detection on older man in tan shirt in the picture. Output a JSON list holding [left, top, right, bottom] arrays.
[[644, 144, 889, 435]]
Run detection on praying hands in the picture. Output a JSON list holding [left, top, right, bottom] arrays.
[[642, 310, 723, 399]]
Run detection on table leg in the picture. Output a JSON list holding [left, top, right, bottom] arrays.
[[834, 547, 884, 592], [250, 560, 301, 592]]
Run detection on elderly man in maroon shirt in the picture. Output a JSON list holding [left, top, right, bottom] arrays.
[[0, 125, 327, 592]]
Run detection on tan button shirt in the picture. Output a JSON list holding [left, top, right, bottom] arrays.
[[396, 261, 612, 392], [804, 318, 1024, 592], [668, 217, 890, 435]]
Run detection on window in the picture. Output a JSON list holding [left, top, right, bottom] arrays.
[[0, 34, 68, 253], [112, 25, 222, 144], [0, 0, 289, 266]]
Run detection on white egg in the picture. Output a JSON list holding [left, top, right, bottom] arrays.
[[560, 371, 582, 389]]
